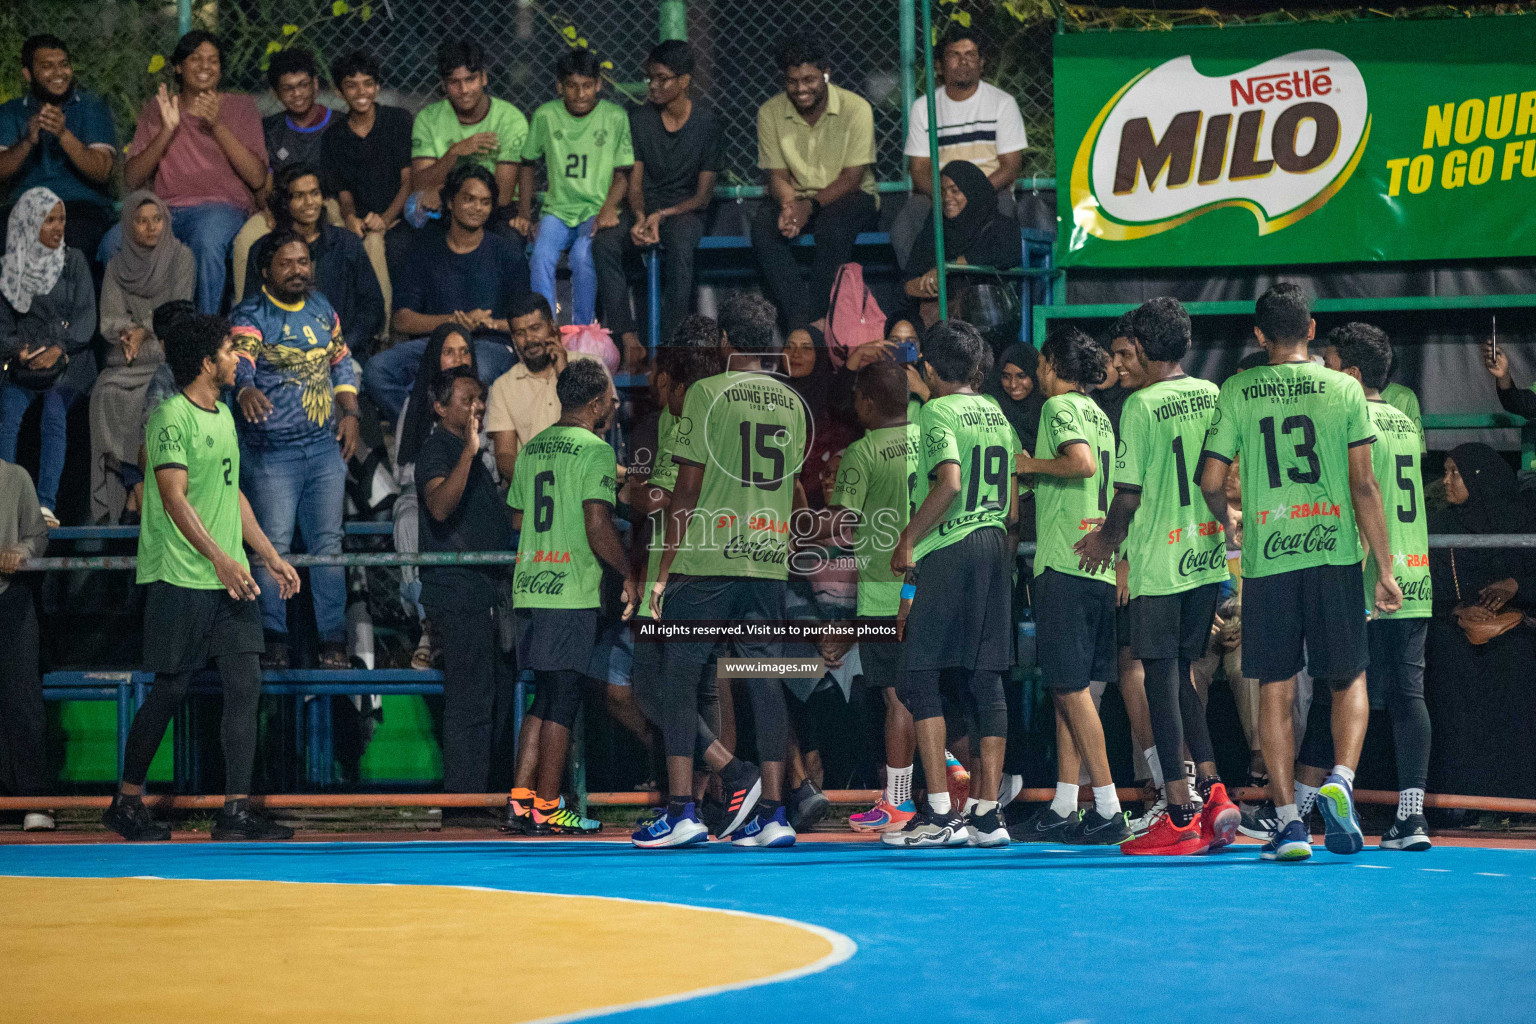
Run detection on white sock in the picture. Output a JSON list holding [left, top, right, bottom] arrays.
[[1093, 784, 1121, 818], [1398, 788, 1424, 820], [929, 790, 952, 815], [1051, 782, 1078, 817], [887, 764, 913, 807], [1332, 764, 1356, 785], [1276, 802, 1300, 826], [1145, 747, 1164, 788], [963, 796, 979, 817], [975, 799, 998, 816], [1295, 782, 1320, 818]]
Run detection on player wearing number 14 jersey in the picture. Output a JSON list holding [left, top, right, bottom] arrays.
[[1200, 284, 1401, 862]]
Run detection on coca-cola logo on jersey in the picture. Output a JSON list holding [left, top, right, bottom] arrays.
[[1178, 545, 1228, 576], [1262, 522, 1339, 559], [515, 569, 568, 595], [1397, 576, 1432, 602]]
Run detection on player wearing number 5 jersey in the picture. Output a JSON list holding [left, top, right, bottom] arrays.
[[1200, 284, 1401, 863], [886, 320, 1020, 850]]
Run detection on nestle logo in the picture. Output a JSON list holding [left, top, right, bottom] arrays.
[[1230, 68, 1332, 107]]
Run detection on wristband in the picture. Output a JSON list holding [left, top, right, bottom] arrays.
[[337, 409, 359, 420], [900, 582, 917, 600]]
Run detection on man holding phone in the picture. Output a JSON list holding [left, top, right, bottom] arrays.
[[1483, 316, 1536, 418]]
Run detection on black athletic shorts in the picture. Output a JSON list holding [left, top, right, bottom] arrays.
[[858, 616, 905, 688], [1241, 562, 1368, 683], [905, 527, 1015, 673], [1129, 583, 1220, 663], [142, 581, 263, 674], [1033, 567, 1116, 692], [659, 574, 785, 683], [515, 607, 598, 674], [1115, 602, 1132, 650], [1366, 616, 1428, 708]]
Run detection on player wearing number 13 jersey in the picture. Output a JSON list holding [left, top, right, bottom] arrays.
[[1199, 284, 1401, 862]]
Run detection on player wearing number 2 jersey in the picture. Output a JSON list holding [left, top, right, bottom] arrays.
[[1200, 284, 1401, 863]]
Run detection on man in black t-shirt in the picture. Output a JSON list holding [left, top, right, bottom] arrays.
[[593, 41, 720, 366]]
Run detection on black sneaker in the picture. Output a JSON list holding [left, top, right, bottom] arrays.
[[965, 807, 1009, 847], [1380, 813, 1432, 851], [880, 808, 968, 848], [211, 800, 295, 841], [787, 780, 830, 832], [1009, 806, 1080, 843], [101, 796, 171, 841], [1238, 801, 1279, 840], [500, 796, 535, 834], [1067, 807, 1133, 845], [716, 760, 762, 839]]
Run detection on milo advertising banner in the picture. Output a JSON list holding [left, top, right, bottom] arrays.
[[1054, 16, 1536, 267]]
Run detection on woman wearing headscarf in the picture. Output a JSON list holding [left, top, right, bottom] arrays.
[[784, 324, 856, 509], [0, 187, 97, 526], [984, 340, 1043, 455], [904, 160, 1021, 328], [1424, 443, 1536, 798], [89, 191, 195, 524]]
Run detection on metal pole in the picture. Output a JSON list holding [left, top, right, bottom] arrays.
[[919, 0, 947, 317], [659, 0, 687, 42], [178, 0, 192, 35], [899, 0, 915, 190]]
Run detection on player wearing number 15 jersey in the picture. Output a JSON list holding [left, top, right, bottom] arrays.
[[1200, 284, 1401, 862]]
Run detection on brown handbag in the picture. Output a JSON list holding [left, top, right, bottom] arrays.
[[1449, 550, 1524, 645]]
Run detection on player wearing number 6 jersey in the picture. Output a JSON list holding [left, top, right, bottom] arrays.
[[1200, 284, 1402, 863]]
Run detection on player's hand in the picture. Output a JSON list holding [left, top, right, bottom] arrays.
[[0, 546, 25, 575], [188, 90, 221, 127], [1374, 573, 1404, 616], [889, 534, 914, 576], [267, 555, 302, 600], [336, 414, 360, 461], [620, 577, 639, 621], [1074, 528, 1115, 575], [595, 206, 621, 232], [649, 580, 666, 620], [154, 84, 181, 135], [896, 604, 909, 642], [215, 554, 261, 601], [362, 212, 387, 233], [237, 386, 273, 423], [1115, 567, 1130, 608], [36, 104, 66, 137]]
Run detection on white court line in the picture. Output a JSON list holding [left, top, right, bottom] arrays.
[[1355, 864, 1390, 869], [1476, 872, 1509, 877], [1420, 867, 1450, 872]]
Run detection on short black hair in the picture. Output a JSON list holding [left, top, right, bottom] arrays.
[[429, 365, 480, 412], [658, 344, 723, 389], [557, 48, 603, 82], [1235, 349, 1269, 373], [442, 162, 495, 206], [509, 292, 554, 325], [152, 299, 195, 342], [258, 228, 309, 277], [923, 319, 988, 385], [165, 313, 231, 389], [1041, 325, 1107, 387], [436, 39, 485, 80], [668, 313, 722, 350], [22, 34, 68, 69], [557, 358, 612, 412], [1255, 283, 1312, 344], [778, 33, 829, 72], [266, 47, 317, 90], [267, 162, 322, 229], [646, 40, 695, 78], [718, 293, 777, 353], [170, 30, 223, 84], [331, 50, 381, 85], [938, 26, 984, 59], [1130, 297, 1192, 363], [1327, 322, 1392, 391], [854, 359, 908, 419], [1108, 311, 1135, 344]]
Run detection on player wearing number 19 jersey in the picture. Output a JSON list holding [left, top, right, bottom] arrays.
[[1199, 284, 1401, 862]]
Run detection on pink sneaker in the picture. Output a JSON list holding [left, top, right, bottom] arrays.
[[849, 797, 916, 833]]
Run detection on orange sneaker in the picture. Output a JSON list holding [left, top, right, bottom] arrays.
[[945, 750, 970, 812], [1121, 812, 1208, 856], [849, 797, 917, 833], [1200, 782, 1241, 851]]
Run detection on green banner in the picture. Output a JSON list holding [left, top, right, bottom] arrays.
[[1054, 16, 1536, 268]]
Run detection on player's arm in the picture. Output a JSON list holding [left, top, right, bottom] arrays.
[[153, 465, 258, 601], [892, 461, 960, 573], [1199, 454, 1233, 539], [1078, 487, 1140, 574], [650, 459, 703, 617], [596, 165, 630, 229], [1017, 440, 1095, 478], [584, 499, 638, 618], [514, 162, 538, 234], [237, 489, 300, 598], [1349, 441, 1403, 615]]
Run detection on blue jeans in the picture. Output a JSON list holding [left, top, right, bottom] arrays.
[[240, 435, 348, 643], [531, 214, 597, 325], [99, 201, 247, 314], [361, 336, 515, 422], [0, 383, 76, 511]]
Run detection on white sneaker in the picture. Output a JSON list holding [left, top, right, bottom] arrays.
[[998, 772, 1024, 808], [39, 508, 59, 529], [23, 811, 55, 831], [1130, 794, 1167, 836]]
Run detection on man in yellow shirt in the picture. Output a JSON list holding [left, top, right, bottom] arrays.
[[752, 33, 878, 331]]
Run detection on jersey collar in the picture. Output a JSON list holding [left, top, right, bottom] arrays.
[[261, 286, 307, 313]]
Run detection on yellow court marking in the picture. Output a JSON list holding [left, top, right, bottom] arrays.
[[1, 875, 851, 1024]]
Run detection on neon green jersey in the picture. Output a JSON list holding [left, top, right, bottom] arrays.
[[1116, 376, 1229, 598], [830, 422, 919, 616], [1365, 399, 1432, 618], [507, 424, 618, 609], [1203, 361, 1374, 580], [913, 393, 1021, 562], [138, 394, 247, 589], [1032, 391, 1115, 583], [669, 369, 807, 580], [1380, 382, 1426, 454], [522, 99, 634, 227], [635, 408, 677, 620]]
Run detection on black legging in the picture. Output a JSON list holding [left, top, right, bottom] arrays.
[[121, 654, 262, 794], [1142, 657, 1216, 786], [899, 668, 1007, 739], [632, 662, 725, 764]]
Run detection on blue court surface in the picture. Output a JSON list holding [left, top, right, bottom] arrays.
[[5, 838, 1536, 1023]]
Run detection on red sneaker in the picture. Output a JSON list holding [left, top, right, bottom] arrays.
[[1121, 813, 1208, 856], [1200, 782, 1241, 851]]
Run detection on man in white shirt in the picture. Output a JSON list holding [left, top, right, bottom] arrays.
[[894, 27, 1027, 269]]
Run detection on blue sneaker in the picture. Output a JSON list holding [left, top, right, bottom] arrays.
[[631, 803, 709, 849], [730, 806, 797, 848], [1318, 774, 1364, 855], [1260, 818, 1312, 861]]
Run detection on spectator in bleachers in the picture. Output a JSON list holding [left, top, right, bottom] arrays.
[[515, 48, 633, 329], [122, 301, 195, 524], [1483, 341, 1536, 418], [784, 325, 856, 508], [416, 365, 515, 820], [0, 34, 118, 267], [90, 191, 193, 524], [230, 230, 359, 669], [752, 34, 878, 332], [0, 187, 96, 527], [486, 293, 593, 484], [983, 340, 1042, 455], [116, 30, 267, 314], [893, 27, 1026, 269], [323, 50, 413, 311], [902, 160, 1020, 328], [363, 163, 522, 420], [239, 165, 384, 356], [593, 40, 718, 368], [0, 451, 50, 830]]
